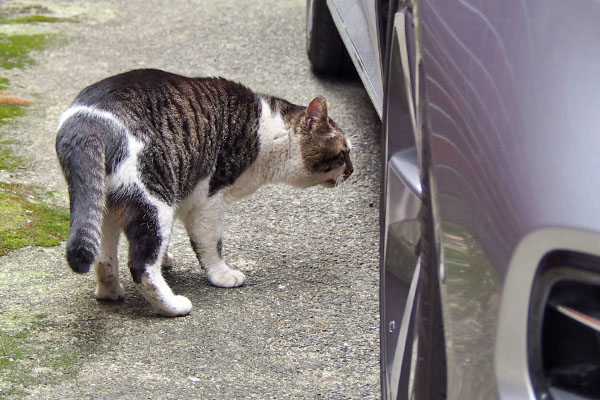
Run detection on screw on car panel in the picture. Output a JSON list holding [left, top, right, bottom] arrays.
[[388, 320, 396, 333]]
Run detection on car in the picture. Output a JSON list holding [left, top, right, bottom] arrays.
[[306, 1, 600, 399]]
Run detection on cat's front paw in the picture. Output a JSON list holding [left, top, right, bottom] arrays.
[[208, 269, 246, 288], [95, 282, 125, 301], [156, 295, 193, 317]]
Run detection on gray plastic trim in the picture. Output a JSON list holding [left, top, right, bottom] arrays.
[[495, 228, 600, 399]]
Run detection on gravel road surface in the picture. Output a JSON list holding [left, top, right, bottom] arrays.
[[0, 0, 381, 398]]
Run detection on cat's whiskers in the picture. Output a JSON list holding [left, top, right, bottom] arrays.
[[334, 173, 348, 203]]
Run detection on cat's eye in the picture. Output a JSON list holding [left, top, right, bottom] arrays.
[[320, 152, 346, 173], [322, 154, 341, 165]]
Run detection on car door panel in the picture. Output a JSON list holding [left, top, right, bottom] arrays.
[[418, 0, 600, 398]]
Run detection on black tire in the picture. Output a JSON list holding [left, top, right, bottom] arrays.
[[306, 0, 354, 76], [413, 129, 448, 398]]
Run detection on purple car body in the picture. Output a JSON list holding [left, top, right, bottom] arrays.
[[307, 0, 600, 399]]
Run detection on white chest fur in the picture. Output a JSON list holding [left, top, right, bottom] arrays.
[[222, 98, 304, 204]]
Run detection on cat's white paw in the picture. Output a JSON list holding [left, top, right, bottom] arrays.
[[156, 295, 193, 317], [208, 269, 246, 288], [162, 251, 174, 268], [95, 282, 125, 301]]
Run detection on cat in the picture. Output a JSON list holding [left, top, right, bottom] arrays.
[[55, 69, 353, 317]]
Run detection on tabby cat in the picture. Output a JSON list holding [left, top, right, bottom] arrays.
[[55, 69, 353, 317]]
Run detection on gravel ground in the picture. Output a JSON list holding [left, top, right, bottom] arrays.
[[0, 0, 382, 398]]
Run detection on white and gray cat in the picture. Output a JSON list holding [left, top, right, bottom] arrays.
[[55, 69, 353, 317]]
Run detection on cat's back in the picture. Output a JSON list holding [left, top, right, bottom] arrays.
[[74, 69, 191, 109], [74, 69, 256, 110], [63, 69, 263, 203]]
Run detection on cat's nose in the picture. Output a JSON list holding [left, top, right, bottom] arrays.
[[343, 151, 353, 178]]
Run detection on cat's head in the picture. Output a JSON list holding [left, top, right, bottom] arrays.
[[296, 96, 354, 188]]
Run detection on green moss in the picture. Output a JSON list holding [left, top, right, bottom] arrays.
[[0, 327, 33, 395], [0, 15, 79, 24], [0, 102, 26, 122], [0, 307, 118, 396], [0, 33, 50, 69], [0, 330, 27, 366], [0, 148, 20, 170], [49, 352, 77, 373], [0, 182, 70, 256], [0, 29, 68, 258], [0, 138, 18, 145], [0, 77, 9, 90], [0, 103, 26, 171], [0, 311, 96, 396]]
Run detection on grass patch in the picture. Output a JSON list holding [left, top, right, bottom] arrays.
[[0, 33, 50, 69], [0, 182, 69, 256], [0, 77, 9, 90]]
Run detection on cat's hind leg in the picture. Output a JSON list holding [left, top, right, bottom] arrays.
[[94, 209, 125, 301], [161, 223, 175, 270], [162, 249, 174, 269], [184, 196, 246, 288], [125, 197, 192, 317]]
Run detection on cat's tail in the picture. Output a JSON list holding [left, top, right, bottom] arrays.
[[55, 112, 107, 274]]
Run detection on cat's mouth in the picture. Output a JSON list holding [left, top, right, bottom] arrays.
[[322, 172, 351, 188], [322, 151, 353, 188]]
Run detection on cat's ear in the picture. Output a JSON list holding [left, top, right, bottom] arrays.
[[306, 96, 328, 125]]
